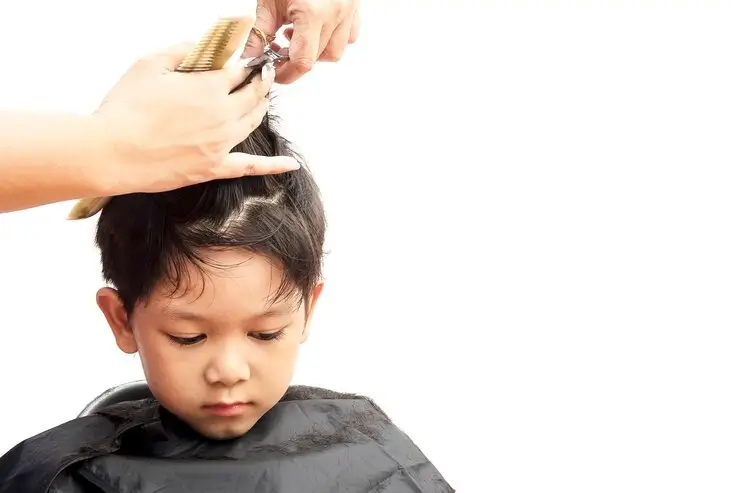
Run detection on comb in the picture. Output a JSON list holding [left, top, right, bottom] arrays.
[[66, 14, 256, 220]]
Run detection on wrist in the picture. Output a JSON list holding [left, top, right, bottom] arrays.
[[0, 111, 125, 212], [83, 113, 130, 197]]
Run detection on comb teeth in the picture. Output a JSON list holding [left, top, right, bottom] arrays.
[[66, 15, 256, 220], [177, 19, 242, 72]]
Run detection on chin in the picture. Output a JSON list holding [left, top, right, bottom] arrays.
[[195, 422, 254, 441]]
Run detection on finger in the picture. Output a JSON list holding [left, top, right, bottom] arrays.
[[276, 22, 333, 83], [319, 17, 352, 62], [222, 60, 255, 91], [279, 12, 323, 84], [219, 152, 301, 178], [228, 62, 275, 118], [230, 96, 271, 149], [242, 4, 280, 59], [348, 7, 360, 44]]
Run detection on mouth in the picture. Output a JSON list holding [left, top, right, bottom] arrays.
[[202, 402, 250, 417]]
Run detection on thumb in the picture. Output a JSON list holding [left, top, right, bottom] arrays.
[[242, 5, 280, 58], [143, 42, 198, 71], [217, 153, 301, 179]]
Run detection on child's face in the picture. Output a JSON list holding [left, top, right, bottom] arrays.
[[96, 249, 323, 440]]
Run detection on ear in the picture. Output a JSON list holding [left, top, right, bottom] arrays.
[[300, 281, 324, 343], [96, 287, 138, 354]]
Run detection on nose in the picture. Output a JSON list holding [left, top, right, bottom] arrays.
[[204, 342, 250, 387]]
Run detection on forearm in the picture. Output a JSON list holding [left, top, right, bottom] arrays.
[[0, 111, 114, 213]]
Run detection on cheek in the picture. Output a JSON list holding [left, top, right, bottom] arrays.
[[253, 332, 303, 382], [134, 329, 201, 384]]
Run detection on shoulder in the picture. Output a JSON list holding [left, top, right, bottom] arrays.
[[282, 385, 390, 414], [280, 385, 395, 429], [277, 386, 455, 492], [0, 415, 113, 493], [0, 399, 159, 493]]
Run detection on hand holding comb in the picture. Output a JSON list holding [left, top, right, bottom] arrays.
[[67, 14, 259, 221]]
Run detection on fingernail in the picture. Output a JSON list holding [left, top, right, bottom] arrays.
[[285, 158, 301, 170], [261, 62, 276, 82]]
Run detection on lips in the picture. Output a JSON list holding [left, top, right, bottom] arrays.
[[202, 402, 249, 417]]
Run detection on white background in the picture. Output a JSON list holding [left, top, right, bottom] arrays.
[[2, 1, 740, 492]]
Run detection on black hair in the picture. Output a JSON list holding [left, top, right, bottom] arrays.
[[95, 111, 325, 314]]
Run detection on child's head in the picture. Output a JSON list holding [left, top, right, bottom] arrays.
[[93, 113, 325, 440]]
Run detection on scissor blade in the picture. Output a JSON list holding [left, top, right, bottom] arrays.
[[245, 49, 287, 69]]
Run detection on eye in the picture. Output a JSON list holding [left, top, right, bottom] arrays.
[[249, 328, 286, 342], [168, 334, 206, 346]]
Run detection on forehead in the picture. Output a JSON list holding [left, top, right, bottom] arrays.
[[140, 249, 299, 318]]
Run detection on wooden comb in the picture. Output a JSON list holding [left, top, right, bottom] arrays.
[[66, 14, 256, 220]]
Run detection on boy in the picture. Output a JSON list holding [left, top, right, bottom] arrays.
[[0, 90, 453, 492]]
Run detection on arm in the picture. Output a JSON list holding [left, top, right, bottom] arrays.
[[0, 111, 114, 213], [0, 40, 297, 215]]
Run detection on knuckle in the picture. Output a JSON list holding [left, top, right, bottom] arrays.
[[195, 151, 225, 181], [246, 116, 262, 134], [336, 0, 355, 18], [251, 113, 266, 132], [321, 47, 343, 62], [243, 161, 257, 175], [291, 57, 315, 74], [210, 126, 233, 149], [290, 0, 320, 18], [333, 2, 346, 18], [205, 141, 228, 162]]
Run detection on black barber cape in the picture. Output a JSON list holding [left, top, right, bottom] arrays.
[[0, 386, 453, 493]]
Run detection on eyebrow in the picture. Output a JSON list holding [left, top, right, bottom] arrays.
[[162, 305, 297, 322]]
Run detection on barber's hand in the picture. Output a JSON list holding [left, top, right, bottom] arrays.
[[92, 43, 299, 195], [243, 0, 360, 84]]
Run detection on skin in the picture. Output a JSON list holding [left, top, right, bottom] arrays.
[[0, 0, 361, 214], [0, 46, 299, 214], [96, 249, 323, 439], [244, 0, 361, 84]]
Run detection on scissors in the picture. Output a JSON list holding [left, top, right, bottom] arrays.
[[245, 47, 288, 79]]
